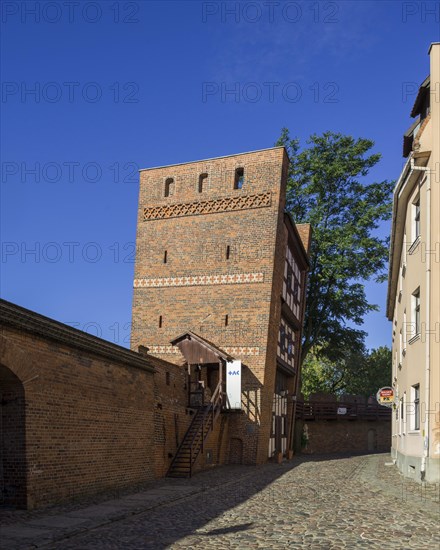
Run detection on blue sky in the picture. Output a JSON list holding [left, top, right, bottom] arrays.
[[1, 1, 439, 350]]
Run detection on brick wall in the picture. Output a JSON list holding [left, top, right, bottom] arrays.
[[131, 147, 295, 467], [149, 355, 192, 477], [298, 420, 391, 455], [0, 320, 157, 510], [0, 364, 26, 508]]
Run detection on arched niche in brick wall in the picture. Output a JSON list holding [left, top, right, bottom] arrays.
[[228, 437, 243, 465], [0, 364, 27, 508]]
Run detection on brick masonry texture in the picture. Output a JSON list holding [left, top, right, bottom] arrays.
[[147, 345, 261, 356], [149, 354, 192, 478], [143, 191, 272, 220], [0, 147, 310, 510], [299, 420, 391, 455], [133, 271, 265, 288], [0, 313, 158, 510], [131, 147, 306, 468]]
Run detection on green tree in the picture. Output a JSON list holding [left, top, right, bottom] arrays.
[[347, 346, 392, 397], [276, 130, 394, 366], [301, 346, 392, 399]]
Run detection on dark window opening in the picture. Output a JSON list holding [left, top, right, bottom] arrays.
[[275, 370, 288, 393], [234, 168, 244, 189], [226, 245, 230, 260], [293, 278, 300, 300], [413, 288, 420, 335], [165, 178, 175, 197], [414, 198, 420, 239], [225, 314, 229, 327], [414, 384, 420, 430], [198, 173, 208, 193], [279, 325, 286, 352], [286, 270, 292, 289], [164, 250, 167, 264], [159, 315, 163, 328]]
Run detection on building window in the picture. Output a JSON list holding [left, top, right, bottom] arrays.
[[165, 178, 175, 197], [279, 325, 286, 352], [398, 266, 403, 297], [226, 245, 230, 260], [224, 314, 229, 327], [403, 227, 407, 265], [293, 278, 300, 301], [399, 329, 403, 365], [234, 168, 244, 189], [198, 173, 208, 193], [403, 309, 407, 350], [413, 196, 420, 242], [411, 384, 420, 431], [399, 397, 404, 435], [402, 392, 406, 433], [287, 339, 293, 357], [164, 250, 168, 264], [412, 288, 420, 337], [159, 315, 163, 328], [286, 269, 292, 289]]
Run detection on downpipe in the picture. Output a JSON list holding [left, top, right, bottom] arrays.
[[410, 158, 431, 481]]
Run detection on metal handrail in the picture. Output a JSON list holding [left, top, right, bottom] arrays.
[[168, 381, 224, 477], [295, 400, 391, 420], [188, 381, 223, 476], [167, 407, 203, 476]]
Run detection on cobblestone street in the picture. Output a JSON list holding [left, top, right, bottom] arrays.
[[1, 454, 439, 549]]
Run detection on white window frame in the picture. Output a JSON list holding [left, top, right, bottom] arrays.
[[402, 392, 406, 434], [402, 309, 407, 353], [411, 195, 421, 245], [399, 397, 404, 435], [409, 384, 421, 432], [411, 288, 420, 340], [399, 329, 403, 366], [403, 227, 407, 267]]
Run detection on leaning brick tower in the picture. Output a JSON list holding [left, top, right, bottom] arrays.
[[131, 147, 309, 467]]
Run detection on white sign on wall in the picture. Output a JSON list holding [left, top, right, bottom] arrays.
[[226, 360, 242, 409]]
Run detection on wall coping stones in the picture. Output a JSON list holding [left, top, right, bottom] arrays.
[[0, 299, 155, 374]]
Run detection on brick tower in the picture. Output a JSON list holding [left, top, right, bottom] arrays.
[[131, 147, 310, 469]]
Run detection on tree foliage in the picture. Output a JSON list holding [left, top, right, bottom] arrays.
[[276, 129, 394, 366], [301, 346, 392, 399]]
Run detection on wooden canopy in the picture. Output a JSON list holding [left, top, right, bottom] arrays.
[[170, 331, 233, 365]]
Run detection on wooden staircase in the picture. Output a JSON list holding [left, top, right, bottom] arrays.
[[167, 382, 223, 478]]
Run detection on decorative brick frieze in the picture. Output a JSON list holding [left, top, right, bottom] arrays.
[[143, 192, 272, 221], [133, 272, 264, 288], [224, 346, 261, 356], [148, 345, 260, 356], [132, 147, 309, 468]]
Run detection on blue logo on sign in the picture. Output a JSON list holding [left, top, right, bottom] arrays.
[[228, 370, 240, 376]]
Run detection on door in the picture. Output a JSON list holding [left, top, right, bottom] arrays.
[[269, 392, 288, 457]]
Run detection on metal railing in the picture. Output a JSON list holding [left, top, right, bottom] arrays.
[[168, 381, 224, 478], [295, 400, 391, 421], [189, 381, 223, 476]]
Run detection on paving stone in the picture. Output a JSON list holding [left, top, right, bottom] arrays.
[[0, 524, 54, 542], [1, 454, 439, 549], [27, 515, 91, 528]]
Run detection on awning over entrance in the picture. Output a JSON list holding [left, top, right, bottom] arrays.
[[170, 331, 234, 365]]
